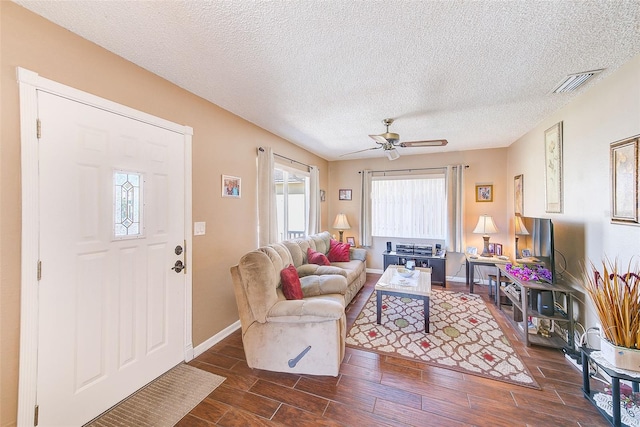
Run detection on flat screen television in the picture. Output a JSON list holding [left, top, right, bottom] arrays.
[[517, 217, 556, 284]]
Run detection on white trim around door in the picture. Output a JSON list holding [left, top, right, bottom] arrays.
[[16, 67, 194, 426]]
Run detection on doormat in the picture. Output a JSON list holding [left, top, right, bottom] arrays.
[[85, 363, 225, 427], [346, 289, 540, 389]]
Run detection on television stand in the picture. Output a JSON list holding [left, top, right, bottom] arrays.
[[496, 265, 575, 349]]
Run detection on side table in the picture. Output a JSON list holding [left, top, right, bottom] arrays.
[[582, 348, 640, 426], [465, 254, 510, 293]]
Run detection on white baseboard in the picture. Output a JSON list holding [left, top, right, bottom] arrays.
[[366, 268, 384, 274], [192, 320, 241, 358]]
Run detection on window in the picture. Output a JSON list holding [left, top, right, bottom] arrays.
[[275, 165, 309, 241], [371, 174, 446, 239], [113, 170, 143, 238]]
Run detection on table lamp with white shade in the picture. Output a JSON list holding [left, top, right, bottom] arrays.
[[473, 214, 498, 257], [514, 216, 530, 259], [332, 213, 351, 243]]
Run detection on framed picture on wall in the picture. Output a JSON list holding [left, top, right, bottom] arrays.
[[222, 175, 241, 198], [339, 189, 352, 200], [544, 122, 563, 213], [610, 135, 639, 224], [475, 184, 493, 202], [514, 174, 524, 216]]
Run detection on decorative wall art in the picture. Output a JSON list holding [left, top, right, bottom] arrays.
[[339, 189, 352, 200], [610, 135, 639, 225], [544, 122, 563, 213], [475, 184, 493, 202], [514, 174, 524, 216], [222, 175, 241, 198]]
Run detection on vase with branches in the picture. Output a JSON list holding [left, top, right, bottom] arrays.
[[583, 258, 640, 350]]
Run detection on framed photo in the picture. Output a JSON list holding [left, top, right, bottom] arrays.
[[346, 237, 356, 247], [466, 246, 477, 255], [495, 243, 503, 256], [610, 135, 639, 224], [222, 175, 241, 198], [522, 249, 532, 258], [488, 243, 495, 254], [544, 122, 563, 213], [339, 189, 352, 200], [514, 174, 524, 216], [475, 184, 493, 202]]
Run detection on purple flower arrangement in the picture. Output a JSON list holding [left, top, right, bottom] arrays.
[[505, 263, 552, 283]]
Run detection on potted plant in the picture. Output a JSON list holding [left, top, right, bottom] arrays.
[[583, 258, 640, 370]]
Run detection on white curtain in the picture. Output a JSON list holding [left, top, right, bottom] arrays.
[[307, 165, 321, 235], [446, 164, 465, 252], [359, 170, 373, 247], [257, 147, 278, 246]]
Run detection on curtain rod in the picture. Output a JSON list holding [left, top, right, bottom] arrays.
[[259, 147, 312, 169], [359, 165, 469, 174]]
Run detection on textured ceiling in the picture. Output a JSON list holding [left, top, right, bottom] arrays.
[[14, 1, 640, 161]]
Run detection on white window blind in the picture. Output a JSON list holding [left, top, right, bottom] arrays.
[[371, 175, 446, 239]]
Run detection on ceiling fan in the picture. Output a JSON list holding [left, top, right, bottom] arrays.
[[341, 118, 448, 160]]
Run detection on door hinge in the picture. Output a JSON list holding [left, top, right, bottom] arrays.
[[36, 118, 41, 139], [37, 260, 42, 281], [34, 404, 39, 426]]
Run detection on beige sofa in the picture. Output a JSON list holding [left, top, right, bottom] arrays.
[[230, 231, 366, 376]]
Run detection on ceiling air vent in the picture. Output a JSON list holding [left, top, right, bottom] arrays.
[[552, 69, 604, 93]]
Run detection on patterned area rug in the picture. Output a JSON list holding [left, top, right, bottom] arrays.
[[85, 364, 225, 427], [346, 289, 540, 389]]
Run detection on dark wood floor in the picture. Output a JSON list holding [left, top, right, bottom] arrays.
[[178, 274, 608, 426]]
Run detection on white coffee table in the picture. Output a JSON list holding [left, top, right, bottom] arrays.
[[375, 265, 432, 332]]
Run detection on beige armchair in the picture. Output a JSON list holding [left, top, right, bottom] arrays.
[[230, 244, 347, 376]]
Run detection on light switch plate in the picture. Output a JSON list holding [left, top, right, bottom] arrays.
[[194, 222, 206, 236]]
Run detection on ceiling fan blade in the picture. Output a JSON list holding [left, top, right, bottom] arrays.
[[368, 134, 389, 145], [400, 139, 449, 147], [338, 146, 382, 157]]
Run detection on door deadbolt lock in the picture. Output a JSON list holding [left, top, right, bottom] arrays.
[[175, 245, 183, 255], [171, 260, 184, 273]]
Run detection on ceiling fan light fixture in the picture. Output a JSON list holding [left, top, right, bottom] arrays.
[[386, 148, 400, 161], [552, 69, 604, 93]]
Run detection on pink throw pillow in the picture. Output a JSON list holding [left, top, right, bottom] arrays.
[[328, 239, 350, 262], [280, 264, 303, 300], [307, 247, 330, 266]]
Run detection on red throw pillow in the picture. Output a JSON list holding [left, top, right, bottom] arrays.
[[307, 247, 330, 266], [328, 239, 350, 262], [280, 264, 303, 300]]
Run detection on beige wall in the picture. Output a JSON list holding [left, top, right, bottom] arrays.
[[327, 148, 510, 276], [506, 54, 640, 329], [0, 3, 328, 425]]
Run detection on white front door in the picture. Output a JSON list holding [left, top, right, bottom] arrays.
[[36, 91, 186, 426]]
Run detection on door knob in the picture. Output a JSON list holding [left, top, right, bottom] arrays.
[[175, 245, 183, 255], [171, 260, 184, 273]]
